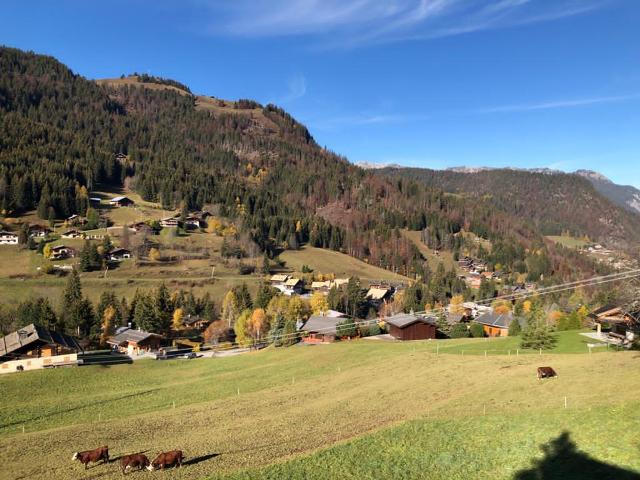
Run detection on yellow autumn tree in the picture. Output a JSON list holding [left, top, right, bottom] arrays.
[[493, 300, 511, 315], [222, 290, 239, 327], [43, 243, 53, 259], [449, 295, 465, 314], [172, 308, 184, 331], [100, 305, 116, 346], [522, 300, 532, 314], [310, 292, 329, 315], [149, 248, 161, 261], [250, 308, 267, 342]]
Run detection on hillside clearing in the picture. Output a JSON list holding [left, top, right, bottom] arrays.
[[280, 246, 409, 283], [546, 235, 589, 249], [401, 230, 456, 271], [1, 339, 638, 479]]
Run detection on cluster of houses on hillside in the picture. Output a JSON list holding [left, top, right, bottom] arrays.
[[269, 274, 398, 304], [456, 256, 503, 289]]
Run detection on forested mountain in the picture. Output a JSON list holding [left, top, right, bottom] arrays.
[[380, 167, 640, 250], [0, 46, 633, 284], [576, 170, 640, 216]]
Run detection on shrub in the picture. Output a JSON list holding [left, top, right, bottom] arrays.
[[238, 264, 256, 275], [469, 323, 484, 338], [450, 323, 470, 338], [336, 319, 358, 338]]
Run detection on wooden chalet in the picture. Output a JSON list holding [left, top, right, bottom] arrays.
[[300, 315, 346, 343], [50, 245, 75, 260], [109, 196, 134, 207], [108, 248, 132, 261], [28, 225, 51, 238], [182, 315, 212, 331], [0, 324, 82, 361], [130, 221, 155, 235], [589, 305, 638, 341], [61, 229, 84, 239], [270, 274, 290, 285], [66, 214, 88, 226], [366, 286, 392, 304], [160, 217, 179, 228], [107, 327, 163, 355], [278, 278, 303, 296], [184, 216, 202, 229], [473, 311, 520, 337], [385, 313, 437, 341]]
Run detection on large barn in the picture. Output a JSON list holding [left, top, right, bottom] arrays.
[[385, 313, 437, 341]]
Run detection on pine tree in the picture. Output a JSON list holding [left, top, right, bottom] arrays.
[[520, 305, 556, 350], [60, 269, 83, 333]]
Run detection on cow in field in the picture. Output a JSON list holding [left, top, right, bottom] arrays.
[[71, 446, 109, 469], [537, 366, 558, 380], [147, 450, 183, 471], [120, 453, 150, 474]]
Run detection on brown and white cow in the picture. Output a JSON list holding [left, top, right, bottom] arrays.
[[147, 450, 183, 471], [71, 446, 109, 469], [120, 453, 150, 474], [537, 366, 558, 380]]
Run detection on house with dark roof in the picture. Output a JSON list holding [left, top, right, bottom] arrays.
[[28, 225, 52, 238], [50, 244, 75, 260], [473, 311, 521, 337], [109, 195, 134, 207], [107, 328, 163, 355], [385, 313, 437, 341], [300, 315, 348, 343], [61, 229, 84, 239], [108, 247, 132, 262], [183, 315, 212, 331], [588, 305, 638, 340], [0, 324, 82, 361]]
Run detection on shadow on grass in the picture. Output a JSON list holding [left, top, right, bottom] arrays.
[[182, 453, 221, 466], [108, 450, 149, 463], [0, 389, 160, 429], [514, 431, 640, 480]]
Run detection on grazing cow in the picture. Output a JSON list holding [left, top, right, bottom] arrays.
[[120, 453, 149, 475], [537, 366, 558, 380], [71, 446, 109, 469], [147, 450, 183, 471], [120, 454, 150, 474]]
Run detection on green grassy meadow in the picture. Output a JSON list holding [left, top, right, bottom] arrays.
[[1, 335, 639, 479], [280, 246, 409, 283], [546, 236, 589, 249]]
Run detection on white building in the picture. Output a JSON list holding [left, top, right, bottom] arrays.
[[0, 231, 19, 245]]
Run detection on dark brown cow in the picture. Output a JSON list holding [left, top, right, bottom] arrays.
[[71, 446, 109, 469], [537, 366, 558, 380], [147, 450, 183, 471], [120, 453, 150, 474]]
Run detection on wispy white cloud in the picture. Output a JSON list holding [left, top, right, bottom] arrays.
[[311, 112, 432, 129], [310, 92, 639, 130], [277, 74, 307, 103], [197, 0, 607, 47], [476, 93, 640, 113]]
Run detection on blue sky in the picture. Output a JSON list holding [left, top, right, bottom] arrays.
[[3, 0, 640, 186]]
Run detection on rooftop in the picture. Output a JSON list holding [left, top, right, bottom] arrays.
[[107, 328, 162, 346], [385, 313, 436, 329], [0, 324, 81, 358]]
